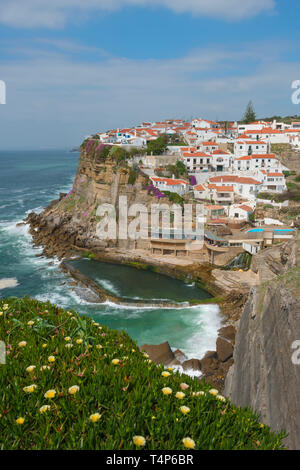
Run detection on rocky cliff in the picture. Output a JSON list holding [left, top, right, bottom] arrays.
[[26, 143, 154, 258], [224, 243, 300, 449]]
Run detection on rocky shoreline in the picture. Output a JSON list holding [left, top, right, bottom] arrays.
[[24, 205, 249, 391]]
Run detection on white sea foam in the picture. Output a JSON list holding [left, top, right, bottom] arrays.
[[97, 279, 120, 297], [0, 278, 19, 289]]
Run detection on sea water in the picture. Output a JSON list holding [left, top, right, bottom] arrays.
[[0, 150, 221, 362]]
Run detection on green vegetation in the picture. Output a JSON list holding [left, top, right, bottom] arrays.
[[166, 160, 188, 179], [242, 100, 256, 124], [146, 134, 169, 155], [162, 191, 185, 204], [0, 297, 286, 450], [128, 163, 140, 185]]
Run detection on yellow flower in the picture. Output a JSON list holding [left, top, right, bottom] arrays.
[[209, 388, 218, 396], [182, 437, 195, 449], [44, 389, 56, 399], [3, 304, 8, 310], [260, 423, 264, 428], [112, 359, 120, 365], [175, 392, 185, 400], [180, 406, 190, 415], [0, 312, 3, 316], [18, 341, 27, 347], [26, 365, 36, 373], [27, 320, 34, 326], [216, 394, 226, 402], [39, 405, 51, 414], [68, 385, 80, 395], [161, 371, 171, 377], [65, 343, 73, 349], [42, 344, 47, 348], [76, 339, 83, 344], [143, 352, 149, 358], [64, 337, 71, 342], [16, 417, 25, 425], [89, 413, 101, 423], [23, 384, 37, 393], [162, 387, 172, 395], [96, 344, 103, 349], [168, 367, 173, 371], [48, 356, 55, 363], [131, 349, 135, 353], [132, 435, 146, 447]]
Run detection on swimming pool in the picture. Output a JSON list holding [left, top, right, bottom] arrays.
[[248, 228, 294, 233]]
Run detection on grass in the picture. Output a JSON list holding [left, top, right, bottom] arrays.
[[0, 297, 287, 450]]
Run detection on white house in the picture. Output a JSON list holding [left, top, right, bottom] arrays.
[[211, 150, 232, 172], [234, 153, 284, 173], [237, 122, 267, 134], [244, 129, 290, 144], [199, 141, 219, 153], [234, 140, 268, 157], [207, 184, 235, 205], [209, 175, 263, 200], [257, 170, 287, 193], [228, 203, 255, 220], [151, 177, 189, 196], [193, 184, 207, 199], [181, 152, 212, 173]]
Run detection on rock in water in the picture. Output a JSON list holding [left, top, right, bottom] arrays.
[[140, 342, 175, 366]]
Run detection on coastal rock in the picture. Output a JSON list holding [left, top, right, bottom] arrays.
[[173, 349, 188, 362], [182, 358, 201, 372], [140, 342, 175, 366], [224, 256, 300, 450], [216, 337, 234, 362], [218, 325, 236, 344]]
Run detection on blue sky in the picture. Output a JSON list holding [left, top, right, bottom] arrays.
[[0, 0, 300, 149]]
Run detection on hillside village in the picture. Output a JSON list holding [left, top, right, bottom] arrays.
[[84, 117, 300, 267]]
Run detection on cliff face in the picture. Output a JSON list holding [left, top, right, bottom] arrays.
[[224, 252, 300, 449], [27, 147, 155, 257]]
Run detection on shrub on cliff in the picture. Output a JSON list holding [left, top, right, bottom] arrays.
[[0, 297, 286, 450]]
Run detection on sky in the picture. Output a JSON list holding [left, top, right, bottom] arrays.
[[0, 0, 300, 149]]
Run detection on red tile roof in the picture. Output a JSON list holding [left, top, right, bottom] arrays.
[[152, 177, 188, 186], [239, 205, 254, 212], [194, 184, 205, 191]]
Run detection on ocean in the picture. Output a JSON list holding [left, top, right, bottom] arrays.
[[0, 149, 221, 364]]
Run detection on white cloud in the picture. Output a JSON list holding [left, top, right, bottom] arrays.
[[0, 38, 298, 149], [0, 0, 276, 28]]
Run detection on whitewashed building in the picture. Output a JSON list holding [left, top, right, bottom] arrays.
[[234, 140, 268, 157], [150, 177, 189, 196]]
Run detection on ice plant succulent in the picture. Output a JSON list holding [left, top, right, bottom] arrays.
[[180, 406, 190, 415], [182, 437, 195, 449], [89, 413, 101, 423], [68, 385, 80, 395], [133, 436, 146, 447], [44, 389, 56, 399]]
